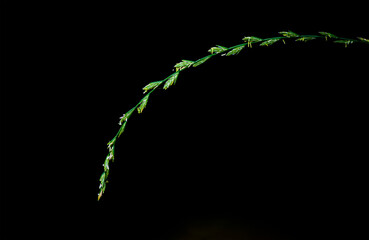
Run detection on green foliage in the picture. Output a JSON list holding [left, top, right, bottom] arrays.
[[97, 31, 368, 201]]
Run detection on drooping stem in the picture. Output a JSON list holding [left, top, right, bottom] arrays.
[[97, 31, 368, 201]]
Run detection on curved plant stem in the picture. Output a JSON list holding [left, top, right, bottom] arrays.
[[97, 31, 368, 201]]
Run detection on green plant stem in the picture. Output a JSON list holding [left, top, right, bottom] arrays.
[[97, 31, 368, 201]]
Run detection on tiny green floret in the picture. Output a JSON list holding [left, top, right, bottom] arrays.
[[117, 121, 127, 138], [295, 37, 316, 42], [143, 81, 162, 93], [259, 39, 280, 46], [319, 31, 339, 40], [208, 45, 228, 54], [174, 60, 194, 71], [225, 45, 245, 56], [193, 55, 212, 67], [357, 37, 369, 44], [137, 94, 149, 114], [119, 107, 135, 125], [279, 31, 300, 38], [334, 39, 354, 48], [163, 72, 179, 90], [242, 36, 263, 48]]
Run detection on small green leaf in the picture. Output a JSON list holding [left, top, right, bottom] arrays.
[[279, 31, 299, 38], [174, 60, 194, 71], [208, 45, 228, 54], [143, 81, 162, 93], [163, 72, 179, 90], [137, 94, 149, 114], [225, 46, 245, 56], [259, 39, 280, 46], [193, 55, 212, 67], [319, 32, 338, 39]]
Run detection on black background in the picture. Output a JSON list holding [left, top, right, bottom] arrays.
[[2, 1, 369, 239]]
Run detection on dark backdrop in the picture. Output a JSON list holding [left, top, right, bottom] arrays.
[[2, 1, 369, 239]]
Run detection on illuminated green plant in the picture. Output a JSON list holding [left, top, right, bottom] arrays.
[[97, 31, 369, 201]]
